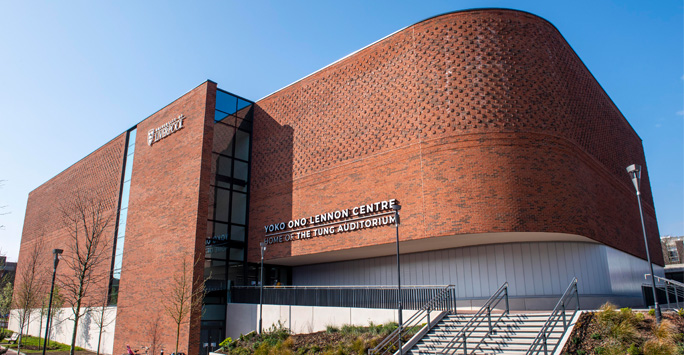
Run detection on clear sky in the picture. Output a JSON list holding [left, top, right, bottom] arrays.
[[0, 1, 682, 262]]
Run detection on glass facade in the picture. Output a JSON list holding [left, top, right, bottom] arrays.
[[201, 89, 253, 353], [201, 89, 290, 353], [108, 128, 136, 305]]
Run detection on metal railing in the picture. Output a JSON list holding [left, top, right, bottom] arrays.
[[231, 285, 457, 310], [368, 285, 455, 355], [645, 274, 684, 308], [439, 282, 510, 355], [526, 278, 580, 355]]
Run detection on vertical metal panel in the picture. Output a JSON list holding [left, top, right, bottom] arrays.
[[547, 243, 560, 293], [511, 243, 524, 296], [539, 243, 552, 295], [455, 247, 466, 298], [529, 243, 543, 295], [464, 246, 476, 297]]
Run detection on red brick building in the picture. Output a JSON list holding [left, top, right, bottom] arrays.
[[12, 8, 661, 355]]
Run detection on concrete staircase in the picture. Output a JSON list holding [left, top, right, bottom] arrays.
[[406, 312, 565, 355]]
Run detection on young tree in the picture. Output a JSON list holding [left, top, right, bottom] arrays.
[[59, 193, 114, 355], [145, 310, 164, 355], [92, 290, 115, 355], [162, 255, 205, 355], [39, 284, 64, 350], [12, 240, 48, 355]]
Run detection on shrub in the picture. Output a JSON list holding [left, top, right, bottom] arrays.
[[351, 337, 366, 355], [643, 339, 677, 355], [652, 320, 676, 342], [0, 328, 12, 340], [677, 308, 684, 317], [619, 308, 638, 325], [326, 325, 339, 333], [635, 312, 645, 322], [219, 337, 233, 348], [340, 325, 364, 336], [648, 309, 656, 317], [627, 343, 641, 355], [611, 320, 637, 343], [597, 303, 618, 328]]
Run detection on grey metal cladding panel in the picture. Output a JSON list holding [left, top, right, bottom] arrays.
[[547, 243, 559, 293], [494, 245, 506, 291], [291, 241, 627, 297], [541, 243, 553, 295], [455, 248, 466, 298]]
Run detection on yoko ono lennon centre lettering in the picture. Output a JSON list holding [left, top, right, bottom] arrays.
[[263, 199, 398, 245]]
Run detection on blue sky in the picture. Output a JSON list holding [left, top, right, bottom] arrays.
[[0, 1, 682, 261]]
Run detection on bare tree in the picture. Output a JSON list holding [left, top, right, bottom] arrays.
[[91, 290, 115, 355], [0, 180, 9, 230], [145, 310, 164, 355], [39, 284, 64, 350], [59, 193, 114, 355], [162, 255, 205, 355], [12, 240, 48, 354]]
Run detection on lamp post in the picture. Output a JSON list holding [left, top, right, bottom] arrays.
[[392, 204, 403, 354], [626, 164, 661, 323], [43, 248, 63, 355], [259, 242, 266, 334]]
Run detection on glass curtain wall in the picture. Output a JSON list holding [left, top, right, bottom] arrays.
[[201, 89, 253, 353], [108, 128, 137, 305]]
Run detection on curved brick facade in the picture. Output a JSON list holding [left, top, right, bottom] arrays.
[[250, 9, 661, 265]]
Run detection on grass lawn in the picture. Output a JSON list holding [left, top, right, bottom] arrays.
[[2, 334, 85, 353]]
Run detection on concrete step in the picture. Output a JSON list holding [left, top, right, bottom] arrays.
[[404, 311, 566, 355]]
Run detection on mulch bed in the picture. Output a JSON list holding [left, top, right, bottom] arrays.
[[562, 311, 684, 354], [289, 331, 346, 349]]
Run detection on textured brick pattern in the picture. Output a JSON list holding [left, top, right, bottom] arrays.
[[15, 135, 126, 308], [111, 81, 216, 355], [250, 9, 661, 265]]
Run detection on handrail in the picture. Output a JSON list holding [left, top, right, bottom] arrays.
[[644, 274, 684, 308], [231, 285, 455, 310], [234, 284, 453, 289], [645, 274, 684, 288], [368, 285, 456, 355], [526, 278, 579, 355], [439, 282, 510, 355]]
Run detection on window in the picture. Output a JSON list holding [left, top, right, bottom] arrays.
[[108, 127, 137, 305], [668, 245, 679, 263]]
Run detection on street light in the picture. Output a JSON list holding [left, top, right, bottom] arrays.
[[259, 242, 266, 334], [43, 248, 63, 355], [392, 204, 403, 354], [626, 164, 661, 323]]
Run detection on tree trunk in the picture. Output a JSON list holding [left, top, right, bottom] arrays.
[[96, 303, 106, 355], [38, 312, 44, 350], [175, 322, 181, 355], [70, 300, 82, 355]]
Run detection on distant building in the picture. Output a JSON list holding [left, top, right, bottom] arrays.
[[0, 256, 16, 285], [662, 236, 684, 282]]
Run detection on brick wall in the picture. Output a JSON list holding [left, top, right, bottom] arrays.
[[111, 81, 215, 355], [14, 133, 126, 331], [250, 9, 661, 266]]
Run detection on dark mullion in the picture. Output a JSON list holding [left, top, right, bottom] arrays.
[[215, 151, 249, 164]]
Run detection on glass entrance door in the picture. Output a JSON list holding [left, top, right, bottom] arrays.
[[199, 325, 223, 355]]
